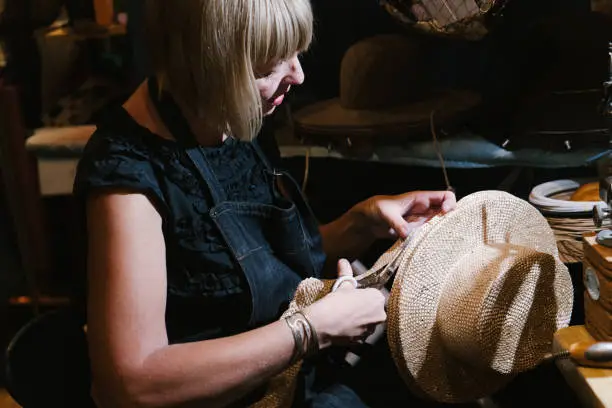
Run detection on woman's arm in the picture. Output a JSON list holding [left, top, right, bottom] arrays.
[[318, 206, 375, 268], [319, 191, 457, 272], [86, 192, 297, 408]]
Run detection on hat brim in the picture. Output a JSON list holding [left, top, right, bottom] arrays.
[[292, 90, 481, 139], [381, 191, 573, 403]]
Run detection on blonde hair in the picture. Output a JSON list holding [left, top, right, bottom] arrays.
[[145, 0, 313, 140]]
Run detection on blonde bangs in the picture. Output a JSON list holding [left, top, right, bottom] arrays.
[[145, 0, 313, 142], [249, 0, 313, 68]]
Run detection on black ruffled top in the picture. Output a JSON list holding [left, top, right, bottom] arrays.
[[73, 107, 279, 343]]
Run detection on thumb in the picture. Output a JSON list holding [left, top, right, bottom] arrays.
[[337, 258, 354, 278]]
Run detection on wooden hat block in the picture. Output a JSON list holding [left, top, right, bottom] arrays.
[[583, 232, 612, 341]]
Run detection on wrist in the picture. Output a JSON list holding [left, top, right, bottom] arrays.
[[346, 200, 372, 234], [284, 310, 323, 363], [302, 306, 332, 349], [319, 200, 377, 266]]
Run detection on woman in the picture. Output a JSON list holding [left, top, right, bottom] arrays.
[[74, 0, 456, 407]]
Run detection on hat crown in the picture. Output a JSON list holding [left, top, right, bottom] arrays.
[[437, 243, 564, 374], [339, 35, 429, 110]]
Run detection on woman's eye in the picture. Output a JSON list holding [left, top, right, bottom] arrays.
[[256, 60, 284, 79], [255, 71, 274, 79]]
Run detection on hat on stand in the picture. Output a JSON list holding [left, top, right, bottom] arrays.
[[291, 34, 481, 156]]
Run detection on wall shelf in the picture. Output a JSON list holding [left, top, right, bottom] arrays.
[[44, 23, 126, 40]]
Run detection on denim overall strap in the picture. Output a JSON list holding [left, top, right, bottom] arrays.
[[147, 78, 227, 204], [250, 137, 276, 171]]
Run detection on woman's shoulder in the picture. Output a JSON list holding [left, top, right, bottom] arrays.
[[73, 107, 172, 204], [82, 106, 168, 160]]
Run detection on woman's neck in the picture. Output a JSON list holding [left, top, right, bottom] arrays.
[[123, 81, 227, 146]]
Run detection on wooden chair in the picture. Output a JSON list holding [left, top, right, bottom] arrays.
[[0, 80, 70, 314]]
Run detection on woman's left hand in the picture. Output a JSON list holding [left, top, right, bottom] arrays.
[[356, 190, 457, 240]]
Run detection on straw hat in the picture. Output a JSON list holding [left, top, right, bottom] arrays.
[[255, 190, 573, 407], [380, 190, 574, 402], [292, 35, 481, 148]]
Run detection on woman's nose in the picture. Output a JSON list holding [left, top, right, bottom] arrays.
[[286, 56, 305, 85]]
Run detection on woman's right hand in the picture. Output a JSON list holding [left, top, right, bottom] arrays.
[[303, 259, 387, 349]]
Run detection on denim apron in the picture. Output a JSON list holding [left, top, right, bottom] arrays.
[[147, 79, 370, 407], [147, 78, 325, 329]]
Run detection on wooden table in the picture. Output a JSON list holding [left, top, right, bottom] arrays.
[[554, 325, 612, 407]]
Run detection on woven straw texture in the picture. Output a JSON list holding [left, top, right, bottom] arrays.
[[251, 190, 573, 406], [380, 0, 506, 40], [384, 190, 573, 402]]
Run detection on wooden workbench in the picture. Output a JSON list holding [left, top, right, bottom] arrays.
[[554, 326, 612, 407]]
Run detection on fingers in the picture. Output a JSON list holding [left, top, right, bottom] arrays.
[[319, 282, 387, 349], [413, 190, 456, 214], [348, 327, 377, 346], [384, 207, 440, 239], [362, 288, 388, 323], [337, 324, 380, 346], [383, 210, 411, 239], [440, 190, 457, 213], [362, 323, 377, 339], [337, 258, 353, 278], [334, 258, 357, 291]]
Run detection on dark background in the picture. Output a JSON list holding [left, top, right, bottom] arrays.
[[0, 2, 604, 406]]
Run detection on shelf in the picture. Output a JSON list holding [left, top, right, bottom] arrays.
[[43, 23, 126, 40], [9, 296, 71, 308]]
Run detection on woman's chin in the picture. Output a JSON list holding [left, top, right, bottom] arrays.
[[263, 105, 277, 116]]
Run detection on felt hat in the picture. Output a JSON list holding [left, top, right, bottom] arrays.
[[255, 190, 573, 407], [291, 34, 481, 151]]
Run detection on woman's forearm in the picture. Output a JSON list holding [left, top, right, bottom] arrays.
[[87, 193, 302, 408], [95, 320, 296, 408], [319, 206, 375, 271]]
